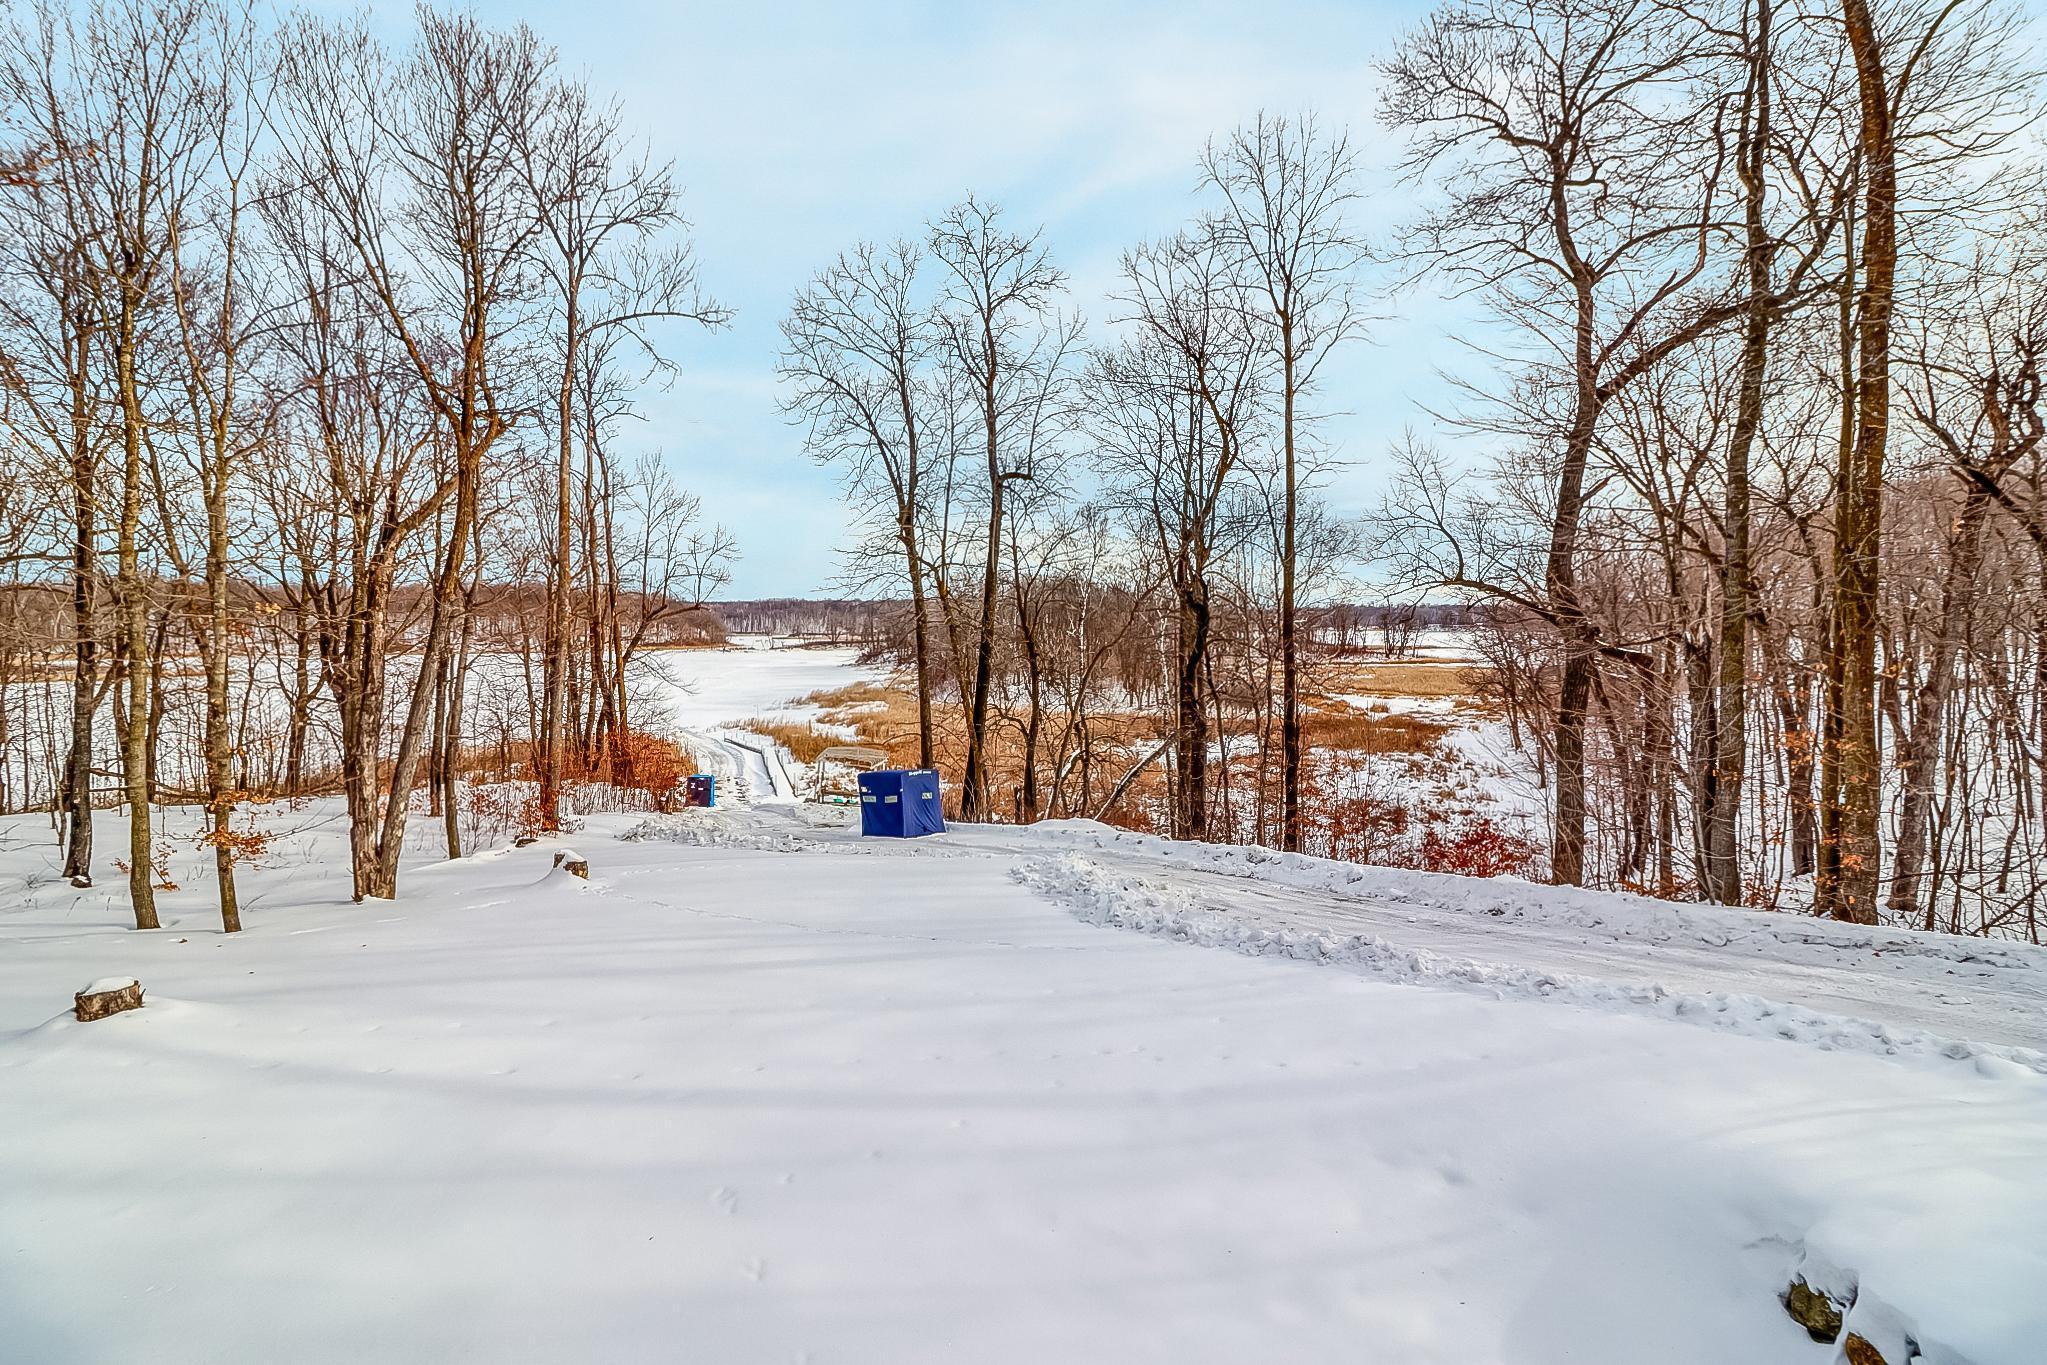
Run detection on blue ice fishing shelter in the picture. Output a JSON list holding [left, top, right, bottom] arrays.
[[857, 769, 945, 838]]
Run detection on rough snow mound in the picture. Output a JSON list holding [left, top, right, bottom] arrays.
[[1012, 820, 2047, 971], [1015, 852, 2047, 1080], [622, 803, 971, 861], [622, 803, 857, 853]]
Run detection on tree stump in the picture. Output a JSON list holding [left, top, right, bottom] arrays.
[[552, 851, 590, 880], [75, 978, 143, 1022]]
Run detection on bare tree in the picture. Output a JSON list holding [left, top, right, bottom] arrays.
[[780, 241, 940, 766], [276, 5, 547, 898], [1890, 228, 2047, 920], [1819, 0, 2032, 921], [1382, 0, 1794, 883], [160, 0, 268, 931], [1092, 232, 1263, 840], [928, 197, 1078, 821], [0, 66, 114, 886], [519, 73, 726, 830], [1199, 111, 1366, 853], [11, 0, 228, 928]]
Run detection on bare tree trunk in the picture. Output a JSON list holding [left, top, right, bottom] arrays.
[[539, 303, 577, 830], [1825, 0, 1897, 924], [1177, 580, 1211, 841], [204, 449, 240, 933], [1279, 351, 1301, 852], [1704, 0, 1775, 907], [114, 319, 157, 931], [1888, 487, 1989, 918], [907, 528, 935, 770], [62, 413, 96, 886], [961, 369, 1003, 822], [442, 590, 474, 859], [370, 467, 476, 898], [1817, 211, 1858, 915], [285, 599, 312, 796]]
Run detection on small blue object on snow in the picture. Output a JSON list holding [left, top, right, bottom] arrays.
[[857, 769, 945, 838], [685, 774, 715, 808]]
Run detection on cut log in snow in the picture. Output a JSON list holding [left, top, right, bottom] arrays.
[[1783, 1279, 1845, 1342], [552, 851, 590, 880], [1839, 1290, 1920, 1365], [74, 978, 143, 1022], [1781, 1246, 1856, 1344]]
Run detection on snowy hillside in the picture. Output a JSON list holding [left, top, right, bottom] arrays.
[[3, 799, 2043, 1364]]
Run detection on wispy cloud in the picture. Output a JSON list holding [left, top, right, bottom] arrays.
[[471, 0, 1438, 595]]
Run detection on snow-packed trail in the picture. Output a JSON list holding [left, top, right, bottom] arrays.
[[970, 827, 2047, 1056], [643, 639, 871, 805], [1, 807, 2045, 1362], [674, 726, 798, 803], [621, 809, 2047, 1067], [1166, 864, 2047, 1052]]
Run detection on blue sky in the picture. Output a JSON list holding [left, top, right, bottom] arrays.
[[463, 0, 1464, 597]]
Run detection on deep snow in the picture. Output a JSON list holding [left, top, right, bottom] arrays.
[[3, 796, 2045, 1364]]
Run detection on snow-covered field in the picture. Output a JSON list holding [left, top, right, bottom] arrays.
[[2, 642, 2043, 1364], [640, 639, 883, 802]]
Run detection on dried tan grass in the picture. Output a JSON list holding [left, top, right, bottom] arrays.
[[1317, 660, 1486, 699], [1304, 707, 1452, 755], [733, 717, 843, 765]]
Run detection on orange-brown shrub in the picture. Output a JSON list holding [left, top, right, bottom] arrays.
[[1319, 794, 1412, 865], [611, 731, 686, 810], [1418, 817, 1540, 879]]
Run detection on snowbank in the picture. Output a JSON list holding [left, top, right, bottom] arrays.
[[1008, 820, 2047, 975], [1015, 851, 2047, 1079]]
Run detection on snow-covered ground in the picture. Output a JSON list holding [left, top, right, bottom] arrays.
[[639, 639, 882, 803], [1000, 824, 2047, 1061], [1330, 692, 1548, 840], [641, 637, 877, 732], [3, 792, 2044, 1364], [634, 638, 884, 806]]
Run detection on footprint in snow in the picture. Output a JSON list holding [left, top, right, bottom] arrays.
[[710, 1185, 739, 1215]]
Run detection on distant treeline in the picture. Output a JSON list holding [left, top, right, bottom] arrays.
[[707, 598, 1477, 652]]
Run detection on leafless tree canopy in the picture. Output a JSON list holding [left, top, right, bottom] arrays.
[[3, 0, 2045, 943]]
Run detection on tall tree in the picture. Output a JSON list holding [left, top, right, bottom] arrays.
[[1816, 0, 2028, 920], [1382, 0, 1741, 884], [928, 197, 1077, 821], [1199, 111, 1365, 853], [519, 73, 725, 831], [162, 0, 267, 931], [780, 241, 940, 767], [1093, 232, 1263, 841], [0, 103, 111, 887], [17, 0, 227, 928], [276, 6, 547, 898]]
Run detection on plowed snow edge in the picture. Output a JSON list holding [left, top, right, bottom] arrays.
[[1014, 853, 2047, 1082]]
